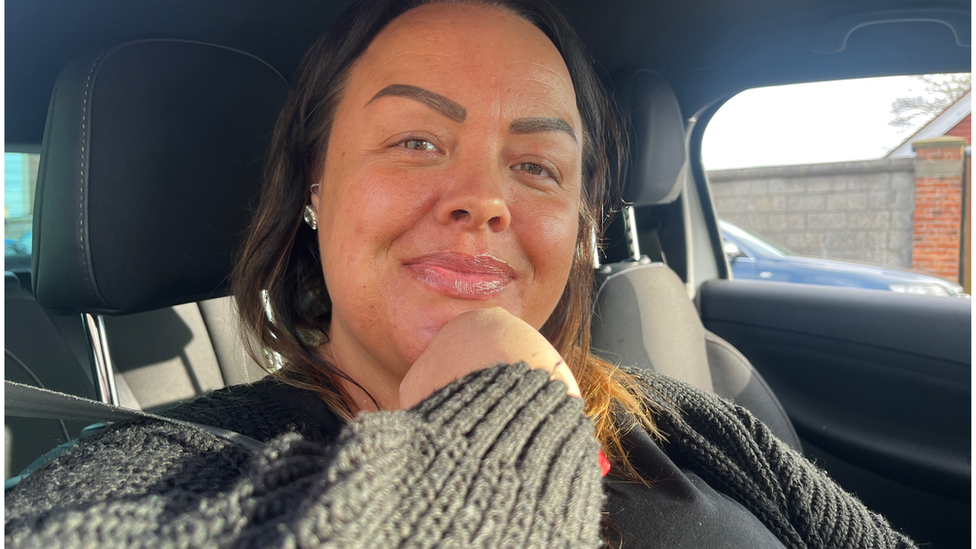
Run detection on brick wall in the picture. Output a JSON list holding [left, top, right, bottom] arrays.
[[911, 136, 967, 280], [708, 158, 916, 267], [945, 113, 971, 145], [964, 153, 971, 294]]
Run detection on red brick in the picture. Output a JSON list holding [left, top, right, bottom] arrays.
[[913, 153, 965, 276], [946, 114, 972, 145]]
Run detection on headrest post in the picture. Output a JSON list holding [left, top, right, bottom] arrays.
[[592, 227, 601, 269], [83, 313, 120, 406], [623, 205, 642, 261]]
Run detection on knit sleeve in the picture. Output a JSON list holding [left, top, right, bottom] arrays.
[[633, 370, 917, 549], [5, 363, 603, 549]]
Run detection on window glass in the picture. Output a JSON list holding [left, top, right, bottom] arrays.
[[4, 152, 39, 258], [703, 74, 971, 297]]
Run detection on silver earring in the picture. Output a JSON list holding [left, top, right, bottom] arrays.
[[303, 204, 318, 230]]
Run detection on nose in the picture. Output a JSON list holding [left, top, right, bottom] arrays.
[[434, 165, 512, 232]]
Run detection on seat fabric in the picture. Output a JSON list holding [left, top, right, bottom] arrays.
[[591, 262, 803, 451]]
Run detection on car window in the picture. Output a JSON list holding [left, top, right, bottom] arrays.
[[720, 220, 791, 257], [703, 74, 971, 297], [5, 152, 39, 259]]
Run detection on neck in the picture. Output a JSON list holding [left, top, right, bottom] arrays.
[[319, 327, 405, 414]]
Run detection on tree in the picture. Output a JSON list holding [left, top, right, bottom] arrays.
[[889, 73, 971, 131]]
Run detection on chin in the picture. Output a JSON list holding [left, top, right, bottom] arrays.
[[385, 335, 433, 375], [393, 302, 490, 359]]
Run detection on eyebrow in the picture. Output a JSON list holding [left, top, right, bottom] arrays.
[[368, 84, 466, 123], [368, 84, 577, 143], [510, 117, 577, 143]]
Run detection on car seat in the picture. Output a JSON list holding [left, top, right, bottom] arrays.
[[592, 68, 802, 451], [24, 39, 287, 416], [4, 273, 98, 478]]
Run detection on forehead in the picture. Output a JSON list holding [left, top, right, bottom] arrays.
[[348, 3, 580, 123]]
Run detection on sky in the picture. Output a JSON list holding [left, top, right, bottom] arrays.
[[700, 75, 965, 171]]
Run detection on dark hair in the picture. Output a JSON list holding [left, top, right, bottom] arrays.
[[231, 0, 658, 481]]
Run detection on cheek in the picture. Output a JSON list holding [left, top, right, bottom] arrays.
[[323, 161, 425, 237], [532, 213, 578, 271], [514, 194, 581, 317], [318, 165, 436, 288]]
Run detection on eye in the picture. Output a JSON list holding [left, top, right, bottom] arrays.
[[514, 162, 555, 180], [400, 139, 437, 151]]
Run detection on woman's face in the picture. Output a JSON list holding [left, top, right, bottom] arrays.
[[310, 3, 583, 379]]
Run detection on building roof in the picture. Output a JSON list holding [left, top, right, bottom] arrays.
[[886, 88, 971, 158]]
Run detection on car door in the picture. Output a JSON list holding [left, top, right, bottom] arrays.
[[690, 82, 971, 548], [698, 279, 969, 548]]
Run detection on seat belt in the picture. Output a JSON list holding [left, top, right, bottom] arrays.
[[643, 229, 667, 264], [5, 380, 265, 453]]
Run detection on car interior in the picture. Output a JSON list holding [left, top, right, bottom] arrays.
[[5, 0, 971, 547]]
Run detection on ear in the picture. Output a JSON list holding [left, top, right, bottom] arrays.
[[309, 182, 322, 214]]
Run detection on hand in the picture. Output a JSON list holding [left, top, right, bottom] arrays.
[[398, 307, 580, 409]]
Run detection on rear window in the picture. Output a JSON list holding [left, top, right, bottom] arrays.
[[4, 152, 39, 258]]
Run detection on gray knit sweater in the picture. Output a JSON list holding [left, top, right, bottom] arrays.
[[4, 363, 915, 548]]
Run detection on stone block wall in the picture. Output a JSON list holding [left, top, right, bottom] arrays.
[[708, 158, 917, 268]]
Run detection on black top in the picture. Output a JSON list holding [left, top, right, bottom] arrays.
[[264, 376, 785, 547], [604, 426, 786, 548]]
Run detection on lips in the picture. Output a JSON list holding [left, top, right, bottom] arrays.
[[405, 252, 515, 299]]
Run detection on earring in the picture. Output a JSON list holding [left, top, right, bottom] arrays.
[[303, 204, 318, 230]]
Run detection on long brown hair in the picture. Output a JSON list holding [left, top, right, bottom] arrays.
[[231, 0, 659, 482]]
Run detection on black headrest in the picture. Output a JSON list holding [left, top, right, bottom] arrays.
[[32, 39, 289, 314], [611, 68, 687, 207]]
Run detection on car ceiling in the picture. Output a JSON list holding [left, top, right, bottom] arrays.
[[6, 0, 971, 146]]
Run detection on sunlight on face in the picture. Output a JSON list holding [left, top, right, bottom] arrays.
[[308, 3, 584, 379]]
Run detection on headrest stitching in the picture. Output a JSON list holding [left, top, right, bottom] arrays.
[[77, 53, 107, 303]]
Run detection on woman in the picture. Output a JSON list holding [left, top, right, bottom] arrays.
[[6, 1, 916, 547]]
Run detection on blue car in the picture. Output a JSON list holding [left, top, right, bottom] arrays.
[[720, 220, 968, 297], [4, 231, 32, 256]]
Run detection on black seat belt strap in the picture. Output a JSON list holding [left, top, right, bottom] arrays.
[[644, 229, 667, 264], [4, 380, 265, 454]]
